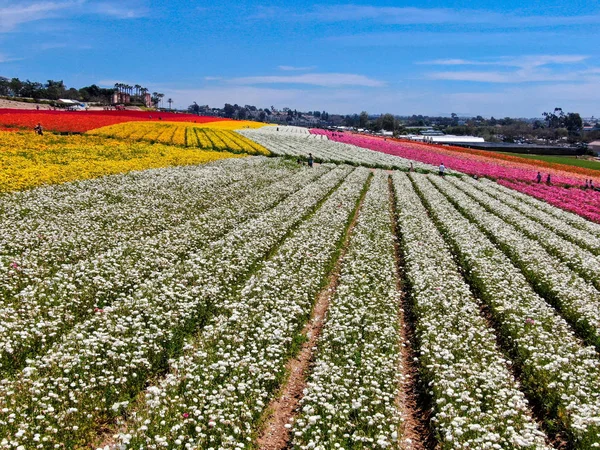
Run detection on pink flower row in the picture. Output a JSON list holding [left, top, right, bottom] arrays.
[[311, 130, 587, 186], [498, 180, 600, 223], [311, 129, 600, 223]]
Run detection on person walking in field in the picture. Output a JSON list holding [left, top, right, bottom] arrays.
[[34, 123, 43, 136], [546, 173, 551, 185], [308, 153, 314, 168], [536, 172, 542, 183], [439, 163, 445, 177]]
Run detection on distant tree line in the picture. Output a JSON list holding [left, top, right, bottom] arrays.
[[0, 77, 166, 107], [340, 108, 595, 145]]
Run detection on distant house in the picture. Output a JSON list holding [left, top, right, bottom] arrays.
[[589, 140, 600, 156], [112, 92, 131, 105], [143, 93, 152, 108]]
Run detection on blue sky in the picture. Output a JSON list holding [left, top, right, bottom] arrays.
[[1, 0, 599, 117]]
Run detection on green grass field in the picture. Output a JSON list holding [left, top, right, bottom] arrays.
[[497, 153, 600, 171]]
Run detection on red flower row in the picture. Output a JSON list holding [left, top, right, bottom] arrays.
[[0, 109, 228, 133]]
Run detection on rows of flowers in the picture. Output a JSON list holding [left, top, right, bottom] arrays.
[[293, 172, 403, 449], [0, 165, 351, 448], [498, 180, 600, 224], [392, 171, 548, 449], [0, 131, 243, 192], [415, 174, 600, 448], [117, 167, 370, 449], [87, 122, 269, 155], [0, 109, 228, 133], [250, 125, 310, 135], [312, 130, 598, 185], [447, 177, 600, 291], [311, 130, 600, 222], [484, 179, 600, 240], [473, 179, 600, 253], [1, 156, 281, 281], [239, 127, 439, 172], [0, 159, 325, 375], [431, 177, 600, 349]]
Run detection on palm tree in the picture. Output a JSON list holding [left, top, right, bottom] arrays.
[[152, 92, 159, 108], [157, 93, 165, 108], [167, 98, 173, 111], [134, 84, 141, 97]]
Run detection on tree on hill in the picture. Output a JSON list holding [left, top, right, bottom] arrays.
[[359, 111, 369, 128], [223, 103, 235, 118], [381, 113, 395, 131]]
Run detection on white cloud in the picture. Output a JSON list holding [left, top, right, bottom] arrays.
[[421, 54, 597, 84], [0, 52, 23, 63], [420, 55, 589, 69], [86, 2, 148, 19], [228, 73, 385, 88], [298, 5, 600, 28], [0, 1, 82, 32], [131, 80, 600, 118], [0, 0, 146, 32], [278, 65, 317, 71]]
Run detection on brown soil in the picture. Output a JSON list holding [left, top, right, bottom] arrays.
[[0, 99, 51, 110], [388, 176, 436, 450], [256, 176, 370, 450]]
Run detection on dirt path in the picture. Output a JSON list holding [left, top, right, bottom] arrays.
[[256, 176, 371, 450], [388, 176, 436, 450]]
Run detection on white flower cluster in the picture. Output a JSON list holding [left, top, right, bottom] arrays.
[[0, 158, 327, 375], [292, 172, 403, 450], [415, 174, 600, 447], [432, 176, 600, 349], [479, 179, 600, 251], [251, 125, 313, 135], [0, 162, 352, 448], [121, 167, 371, 449], [237, 128, 440, 172], [447, 176, 600, 291], [392, 172, 549, 449]]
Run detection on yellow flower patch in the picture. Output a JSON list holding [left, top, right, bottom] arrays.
[[87, 122, 270, 155], [0, 132, 242, 192]]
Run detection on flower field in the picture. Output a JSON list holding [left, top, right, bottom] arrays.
[[238, 126, 441, 172], [0, 131, 243, 192], [311, 129, 600, 222], [0, 109, 228, 133], [88, 121, 269, 155], [3, 124, 600, 449]]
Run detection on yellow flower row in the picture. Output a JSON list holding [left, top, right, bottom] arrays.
[[0, 132, 242, 192], [87, 122, 270, 155]]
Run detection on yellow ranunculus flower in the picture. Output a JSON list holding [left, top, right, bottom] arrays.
[[0, 131, 243, 192], [87, 121, 270, 155]]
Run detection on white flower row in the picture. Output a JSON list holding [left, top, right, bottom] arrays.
[[447, 176, 600, 291], [255, 125, 315, 136], [391, 172, 549, 449], [476, 178, 600, 250], [433, 176, 600, 349], [0, 157, 276, 280], [416, 174, 600, 448], [0, 157, 288, 331], [293, 171, 403, 450], [0, 164, 352, 449], [118, 167, 371, 449], [238, 129, 441, 172], [0, 161, 332, 375]]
